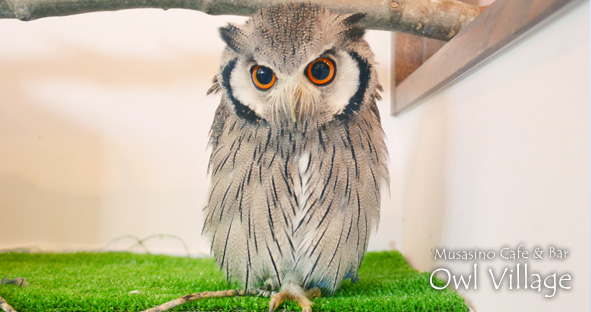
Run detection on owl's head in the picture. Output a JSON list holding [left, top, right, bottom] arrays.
[[216, 3, 378, 128]]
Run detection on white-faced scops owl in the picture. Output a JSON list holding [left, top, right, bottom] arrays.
[[203, 4, 388, 311]]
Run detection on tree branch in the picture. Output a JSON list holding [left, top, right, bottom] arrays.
[[141, 289, 260, 312], [0, 294, 18, 312], [0, 0, 479, 41]]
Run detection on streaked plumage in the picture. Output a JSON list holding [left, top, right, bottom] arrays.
[[203, 3, 388, 309]]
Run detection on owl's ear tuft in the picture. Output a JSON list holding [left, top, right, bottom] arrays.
[[342, 13, 366, 26], [207, 75, 222, 95], [341, 25, 366, 43], [219, 24, 246, 53]]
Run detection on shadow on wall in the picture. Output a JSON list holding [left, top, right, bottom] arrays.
[[400, 98, 449, 271], [0, 176, 103, 249], [0, 36, 219, 251], [0, 41, 222, 88], [0, 96, 103, 249]]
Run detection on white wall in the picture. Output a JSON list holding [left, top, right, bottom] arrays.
[[0, 9, 394, 254], [388, 2, 589, 311]]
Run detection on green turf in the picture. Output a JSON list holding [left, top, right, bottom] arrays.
[[0, 251, 467, 311]]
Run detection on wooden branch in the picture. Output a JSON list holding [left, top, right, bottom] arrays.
[[0, 277, 27, 312], [0, 278, 28, 288], [0, 0, 479, 41], [141, 289, 260, 312], [0, 294, 18, 312]]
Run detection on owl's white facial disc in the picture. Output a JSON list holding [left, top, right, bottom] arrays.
[[228, 49, 364, 125], [228, 59, 268, 117], [323, 51, 360, 115]]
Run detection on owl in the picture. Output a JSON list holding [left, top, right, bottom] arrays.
[[203, 4, 388, 311]]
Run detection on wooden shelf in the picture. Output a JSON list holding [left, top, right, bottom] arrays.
[[391, 0, 581, 115]]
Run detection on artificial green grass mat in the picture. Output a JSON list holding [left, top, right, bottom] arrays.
[[0, 251, 467, 311]]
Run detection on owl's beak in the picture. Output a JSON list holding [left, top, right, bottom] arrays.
[[289, 103, 298, 123], [289, 87, 303, 123]]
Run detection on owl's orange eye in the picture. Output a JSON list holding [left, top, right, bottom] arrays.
[[306, 58, 336, 85], [251, 65, 276, 90]]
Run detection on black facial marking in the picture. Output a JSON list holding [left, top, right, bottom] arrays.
[[221, 59, 266, 124], [335, 51, 371, 120]]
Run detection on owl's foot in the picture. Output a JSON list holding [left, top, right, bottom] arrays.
[[268, 285, 321, 312]]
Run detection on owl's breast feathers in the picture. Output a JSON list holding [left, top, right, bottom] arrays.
[[204, 88, 388, 292]]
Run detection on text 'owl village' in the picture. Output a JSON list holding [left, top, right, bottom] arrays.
[[429, 245, 572, 298]]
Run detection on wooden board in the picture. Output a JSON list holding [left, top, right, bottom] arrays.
[[392, 0, 580, 115], [392, 0, 477, 86], [394, 34, 444, 85]]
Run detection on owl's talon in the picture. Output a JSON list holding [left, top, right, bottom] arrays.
[[267, 285, 320, 312], [295, 289, 315, 312], [269, 291, 286, 312], [305, 286, 321, 299]]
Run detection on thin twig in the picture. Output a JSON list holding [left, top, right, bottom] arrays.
[[129, 234, 192, 256], [0, 0, 479, 41], [0, 294, 17, 312], [0, 277, 27, 288], [97, 235, 151, 254], [97, 234, 196, 256], [142, 289, 261, 312]]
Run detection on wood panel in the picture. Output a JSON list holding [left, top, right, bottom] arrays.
[[392, 0, 477, 85], [391, 0, 581, 115]]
